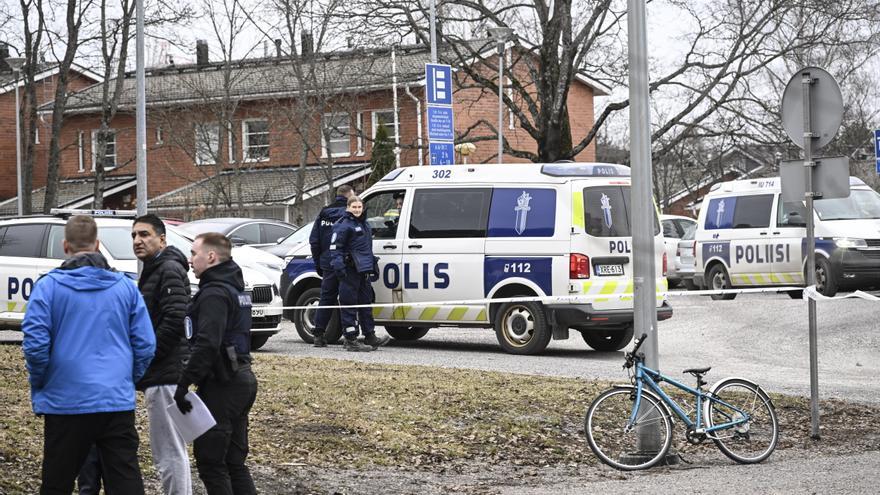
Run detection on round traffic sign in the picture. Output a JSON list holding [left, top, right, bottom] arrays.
[[780, 67, 843, 150]]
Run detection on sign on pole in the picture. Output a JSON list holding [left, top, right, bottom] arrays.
[[426, 63, 455, 165], [874, 129, 880, 175]]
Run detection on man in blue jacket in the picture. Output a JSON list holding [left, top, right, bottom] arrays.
[[22, 215, 156, 495], [308, 184, 353, 347]]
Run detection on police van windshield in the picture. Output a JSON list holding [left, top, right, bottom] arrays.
[[814, 189, 880, 221], [583, 186, 659, 237]]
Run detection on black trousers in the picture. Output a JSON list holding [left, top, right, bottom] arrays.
[[41, 410, 144, 495], [195, 365, 258, 495]]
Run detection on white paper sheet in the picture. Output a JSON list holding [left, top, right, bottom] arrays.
[[166, 391, 216, 443]]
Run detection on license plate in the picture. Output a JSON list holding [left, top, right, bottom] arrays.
[[595, 264, 624, 276], [251, 308, 265, 317]]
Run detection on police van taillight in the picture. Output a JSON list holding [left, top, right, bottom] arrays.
[[662, 252, 668, 277], [570, 253, 590, 279]]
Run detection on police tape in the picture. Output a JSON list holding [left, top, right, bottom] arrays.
[[803, 285, 880, 302], [273, 285, 868, 311]]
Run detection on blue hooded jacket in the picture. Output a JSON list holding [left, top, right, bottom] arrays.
[[22, 253, 156, 415]]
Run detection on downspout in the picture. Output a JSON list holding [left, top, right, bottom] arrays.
[[405, 84, 423, 166], [391, 46, 401, 168]]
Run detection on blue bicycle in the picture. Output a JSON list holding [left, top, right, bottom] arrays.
[[585, 333, 779, 470]]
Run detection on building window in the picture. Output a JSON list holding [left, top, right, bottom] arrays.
[[195, 123, 220, 165], [34, 125, 39, 144], [322, 113, 350, 158], [372, 109, 398, 142], [356, 112, 365, 156], [242, 120, 269, 162], [77, 131, 84, 172], [227, 125, 236, 163], [156, 126, 164, 144], [91, 129, 117, 170]]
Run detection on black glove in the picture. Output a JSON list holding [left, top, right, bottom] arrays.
[[316, 266, 324, 277], [174, 384, 192, 414]]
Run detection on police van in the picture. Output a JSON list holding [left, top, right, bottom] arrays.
[[0, 210, 284, 349], [281, 162, 672, 355], [694, 177, 880, 299]]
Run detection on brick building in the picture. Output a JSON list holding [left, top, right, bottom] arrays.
[[1, 40, 607, 222]]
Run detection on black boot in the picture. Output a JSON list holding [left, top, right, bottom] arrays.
[[313, 332, 327, 347], [363, 333, 390, 348], [343, 336, 374, 352]]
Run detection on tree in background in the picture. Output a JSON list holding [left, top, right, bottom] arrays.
[[368, 120, 394, 187]]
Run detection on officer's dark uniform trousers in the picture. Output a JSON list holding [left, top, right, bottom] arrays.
[[309, 196, 347, 333], [338, 268, 376, 336]]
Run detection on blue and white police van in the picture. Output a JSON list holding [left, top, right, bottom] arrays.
[[280, 162, 672, 355], [0, 210, 284, 349], [694, 177, 880, 299]]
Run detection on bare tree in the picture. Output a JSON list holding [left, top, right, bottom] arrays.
[[16, 0, 45, 214]]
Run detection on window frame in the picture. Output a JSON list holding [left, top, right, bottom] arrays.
[[242, 119, 270, 163], [194, 122, 221, 166], [77, 131, 85, 172], [731, 194, 774, 229], [0, 223, 47, 258], [321, 112, 351, 158], [90, 129, 117, 171], [371, 109, 399, 142]]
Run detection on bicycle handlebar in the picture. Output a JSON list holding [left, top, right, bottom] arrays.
[[624, 333, 649, 368]]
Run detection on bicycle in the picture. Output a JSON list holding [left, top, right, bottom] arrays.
[[585, 333, 779, 470]]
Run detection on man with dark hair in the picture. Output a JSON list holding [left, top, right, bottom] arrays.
[[22, 215, 155, 494], [176, 232, 257, 494], [308, 184, 355, 347], [131, 213, 193, 494]]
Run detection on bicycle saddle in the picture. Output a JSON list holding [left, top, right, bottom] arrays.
[[683, 366, 711, 376]]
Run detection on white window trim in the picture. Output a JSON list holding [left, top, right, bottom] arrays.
[[227, 126, 236, 163], [156, 126, 163, 144], [90, 129, 117, 171], [34, 125, 40, 144], [356, 112, 365, 156], [241, 119, 270, 163], [371, 109, 399, 142], [77, 131, 84, 172], [194, 123, 221, 166], [321, 112, 351, 158]]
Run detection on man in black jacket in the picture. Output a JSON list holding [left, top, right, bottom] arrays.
[[176, 233, 257, 494], [308, 184, 354, 347], [132, 214, 193, 494]]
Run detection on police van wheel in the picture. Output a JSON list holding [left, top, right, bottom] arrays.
[[815, 257, 839, 297], [581, 325, 634, 352], [385, 326, 430, 341], [707, 265, 736, 301], [293, 288, 342, 344], [494, 301, 551, 355]]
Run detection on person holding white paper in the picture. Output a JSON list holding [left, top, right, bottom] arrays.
[[176, 233, 258, 495]]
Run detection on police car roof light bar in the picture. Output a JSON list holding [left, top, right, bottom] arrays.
[[49, 208, 139, 218]]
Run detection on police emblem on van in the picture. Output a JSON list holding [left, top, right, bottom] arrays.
[[716, 199, 725, 227], [514, 191, 532, 235], [600, 193, 613, 228]]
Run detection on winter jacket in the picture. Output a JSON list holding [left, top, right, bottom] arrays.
[[330, 211, 376, 275], [136, 245, 192, 390], [181, 259, 252, 388], [309, 195, 348, 270], [22, 252, 155, 415]]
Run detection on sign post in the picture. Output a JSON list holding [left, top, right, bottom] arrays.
[[874, 129, 880, 175], [425, 63, 455, 165]]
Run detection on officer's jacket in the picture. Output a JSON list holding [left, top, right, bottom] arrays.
[[330, 212, 376, 274], [309, 196, 347, 269]]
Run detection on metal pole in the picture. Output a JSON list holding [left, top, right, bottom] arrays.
[[497, 41, 504, 164], [391, 46, 401, 168], [14, 70, 23, 216], [628, 0, 661, 456], [801, 71, 820, 439], [135, 0, 147, 217], [429, 0, 437, 63]]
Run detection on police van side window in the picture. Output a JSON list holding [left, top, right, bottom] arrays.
[[46, 225, 66, 259], [364, 190, 405, 239], [777, 197, 807, 227], [0, 224, 46, 258], [409, 188, 492, 238], [731, 194, 773, 228]]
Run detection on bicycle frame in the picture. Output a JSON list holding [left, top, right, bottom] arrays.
[[630, 361, 750, 435]]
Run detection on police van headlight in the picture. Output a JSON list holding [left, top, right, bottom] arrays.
[[834, 237, 867, 248]]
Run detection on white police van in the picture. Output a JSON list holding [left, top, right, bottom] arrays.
[[694, 177, 880, 299], [281, 162, 672, 355], [0, 210, 284, 349]]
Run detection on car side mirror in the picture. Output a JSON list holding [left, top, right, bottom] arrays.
[[276, 237, 285, 244], [229, 236, 246, 246]]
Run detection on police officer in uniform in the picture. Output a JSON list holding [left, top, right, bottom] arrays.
[[175, 233, 258, 494], [308, 184, 354, 347], [330, 196, 390, 351]]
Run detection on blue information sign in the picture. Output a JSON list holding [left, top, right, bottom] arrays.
[[875, 129, 880, 175], [427, 107, 455, 141], [429, 142, 455, 165], [425, 64, 453, 105]]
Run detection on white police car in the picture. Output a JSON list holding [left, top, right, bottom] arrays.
[[280, 163, 672, 355], [0, 210, 284, 349], [694, 177, 880, 299]]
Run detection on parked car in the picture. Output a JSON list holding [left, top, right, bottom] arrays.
[[675, 228, 698, 290], [258, 223, 313, 258], [0, 210, 284, 349], [661, 214, 698, 288], [180, 218, 297, 248], [173, 228, 285, 283]]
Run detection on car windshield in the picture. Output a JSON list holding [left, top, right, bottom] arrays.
[[98, 226, 192, 261], [278, 224, 312, 246], [814, 189, 880, 220], [181, 222, 232, 235]]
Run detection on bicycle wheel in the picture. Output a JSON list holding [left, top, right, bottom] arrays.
[[706, 379, 778, 463], [585, 387, 673, 471]]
